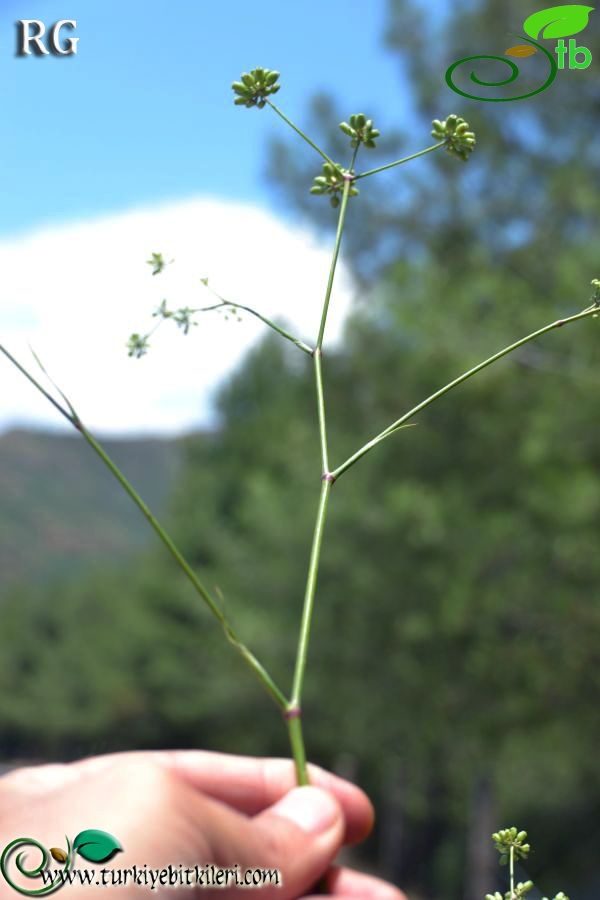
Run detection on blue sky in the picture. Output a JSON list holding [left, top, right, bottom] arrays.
[[0, 0, 409, 434], [0, 0, 403, 237]]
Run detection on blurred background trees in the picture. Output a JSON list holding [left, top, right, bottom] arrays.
[[1, 1, 599, 897]]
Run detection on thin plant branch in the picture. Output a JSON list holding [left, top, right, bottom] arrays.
[[0, 343, 288, 712], [267, 100, 338, 170], [203, 288, 314, 355], [316, 176, 353, 350], [290, 478, 333, 713], [314, 348, 329, 475], [354, 142, 445, 180], [331, 305, 598, 480]]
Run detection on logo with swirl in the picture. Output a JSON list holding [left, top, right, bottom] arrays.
[[446, 4, 594, 101], [0, 829, 121, 895]]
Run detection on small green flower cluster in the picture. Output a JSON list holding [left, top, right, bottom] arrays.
[[485, 828, 569, 900], [339, 113, 380, 149], [153, 299, 197, 335], [485, 883, 533, 899], [147, 252, 167, 276], [486, 891, 569, 900], [432, 114, 476, 161], [591, 277, 600, 305], [127, 333, 150, 359], [310, 162, 358, 208], [492, 827, 531, 865], [232, 68, 280, 108]]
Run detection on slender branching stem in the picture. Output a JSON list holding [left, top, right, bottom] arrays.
[[0, 345, 75, 428], [267, 100, 337, 169], [291, 478, 333, 711], [286, 713, 309, 785], [151, 292, 313, 356], [349, 143, 360, 174], [355, 142, 445, 180], [214, 298, 313, 355], [195, 288, 314, 355], [314, 349, 329, 474], [316, 177, 353, 350], [510, 845, 515, 899], [0, 344, 288, 712], [77, 424, 288, 710], [284, 170, 355, 780], [331, 306, 598, 480]]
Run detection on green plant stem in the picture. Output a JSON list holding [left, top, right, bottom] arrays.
[[77, 424, 288, 710], [510, 845, 515, 898], [354, 142, 445, 180], [349, 143, 360, 173], [331, 306, 598, 480], [0, 344, 75, 427], [0, 344, 288, 712], [286, 715, 309, 785], [316, 177, 353, 350], [285, 170, 354, 784], [211, 297, 313, 355], [190, 286, 314, 354], [314, 349, 329, 473], [290, 478, 333, 713], [267, 100, 337, 169]]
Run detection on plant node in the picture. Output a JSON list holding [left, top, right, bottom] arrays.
[[310, 162, 359, 207]]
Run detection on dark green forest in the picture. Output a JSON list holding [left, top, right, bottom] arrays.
[[1, 1, 599, 898]]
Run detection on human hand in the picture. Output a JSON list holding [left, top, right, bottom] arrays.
[[0, 750, 407, 899]]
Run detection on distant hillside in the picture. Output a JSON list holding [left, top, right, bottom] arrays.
[[0, 429, 184, 592]]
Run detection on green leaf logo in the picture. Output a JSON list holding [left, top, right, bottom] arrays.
[[73, 829, 122, 864], [523, 4, 594, 39]]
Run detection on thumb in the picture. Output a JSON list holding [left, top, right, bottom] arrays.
[[206, 786, 344, 899]]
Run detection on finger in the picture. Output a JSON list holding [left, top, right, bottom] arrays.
[[174, 783, 345, 900], [73, 750, 374, 845], [167, 750, 374, 845], [0, 763, 78, 794], [305, 864, 408, 898]]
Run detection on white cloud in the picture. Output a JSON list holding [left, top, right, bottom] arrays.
[[0, 199, 354, 435]]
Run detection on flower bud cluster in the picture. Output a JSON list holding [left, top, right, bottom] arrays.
[[486, 828, 569, 900], [492, 827, 531, 864], [432, 114, 476, 161], [232, 68, 280, 108], [127, 334, 150, 359], [485, 881, 534, 899], [310, 162, 358, 208], [339, 113, 380, 149]]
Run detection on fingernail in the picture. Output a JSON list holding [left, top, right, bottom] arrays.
[[271, 786, 340, 834]]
